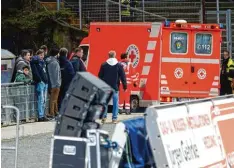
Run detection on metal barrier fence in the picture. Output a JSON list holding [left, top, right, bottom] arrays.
[[1, 83, 49, 126], [41, 0, 201, 29], [80, 0, 201, 24], [105, 0, 167, 22], [205, 10, 233, 58], [1, 105, 20, 168]]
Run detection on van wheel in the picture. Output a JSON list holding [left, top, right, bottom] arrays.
[[130, 96, 139, 113]]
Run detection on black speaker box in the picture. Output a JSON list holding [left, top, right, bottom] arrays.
[[54, 116, 83, 137], [50, 135, 88, 168], [67, 72, 114, 104], [59, 94, 89, 120]]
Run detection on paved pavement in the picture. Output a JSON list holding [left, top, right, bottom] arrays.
[[1, 113, 144, 140], [1, 113, 144, 168]]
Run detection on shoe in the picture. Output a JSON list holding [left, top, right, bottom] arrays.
[[119, 109, 124, 114], [101, 118, 107, 124], [38, 118, 44, 122], [112, 119, 118, 124], [125, 109, 131, 115], [46, 114, 54, 118], [38, 117, 50, 122], [43, 117, 50, 121]]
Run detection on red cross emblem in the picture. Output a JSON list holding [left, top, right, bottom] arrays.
[[199, 71, 204, 77], [197, 69, 206, 79], [129, 51, 136, 63], [174, 68, 183, 78], [177, 71, 181, 76]]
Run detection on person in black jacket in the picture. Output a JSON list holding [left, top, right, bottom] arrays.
[[70, 47, 87, 72], [58, 48, 75, 110], [98, 51, 127, 124], [31, 49, 49, 122]]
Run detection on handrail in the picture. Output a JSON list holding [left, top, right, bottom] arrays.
[[1, 105, 20, 168]]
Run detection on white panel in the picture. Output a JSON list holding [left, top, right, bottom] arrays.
[[110, 123, 127, 168]]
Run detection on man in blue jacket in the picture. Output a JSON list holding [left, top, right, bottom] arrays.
[[31, 49, 49, 122], [98, 51, 127, 124], [58, 48, 75, 110], [70, 47, 87, 72]]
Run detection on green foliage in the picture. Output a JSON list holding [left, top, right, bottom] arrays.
[[2, 9, 74, 31], [1, 0, 87, 54]]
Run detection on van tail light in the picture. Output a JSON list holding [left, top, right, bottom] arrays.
[[160, 97, 172, 102]]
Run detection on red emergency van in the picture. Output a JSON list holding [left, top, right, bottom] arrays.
[[79, 21, 223, 111]]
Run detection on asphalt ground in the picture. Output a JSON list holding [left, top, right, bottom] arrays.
[[1, 123, 117, 168]]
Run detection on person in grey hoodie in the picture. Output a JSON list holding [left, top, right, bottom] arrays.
[[14, 50, 33, 80], [45, 48, 61, 118]]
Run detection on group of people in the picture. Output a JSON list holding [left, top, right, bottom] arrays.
[[13, 45, 86, 122], [13, 45, 134, 124], [12, 46, 233, 123]]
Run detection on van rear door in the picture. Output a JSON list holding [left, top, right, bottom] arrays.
[[161, 29, 191, 98], [189, 31, 221, 97]]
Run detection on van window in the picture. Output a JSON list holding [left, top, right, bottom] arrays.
[[170, 32, 188, 54], [195, 33, 212, 55]]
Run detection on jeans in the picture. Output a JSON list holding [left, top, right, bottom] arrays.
[[36, 82, 48, 118], [103, 91, 119, 120]]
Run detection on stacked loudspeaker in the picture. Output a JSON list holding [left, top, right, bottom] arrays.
[[50, 72, 114, 168]]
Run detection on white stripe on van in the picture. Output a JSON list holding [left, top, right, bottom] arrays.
[[161, 80, 168, 85], [150, 23, 161, 38], [141, 66, 150, 75], [162, 57, 219, 64], [147, 41, 157, 50], [214, 76, 219, 80], [161, 75, 166, 79], [144, 53, 154, 63], [191, 58, 219, 64], [162, 57, 190, 63], [190, 91, 209, 94], [212, 82, 219, 86], [170, 90, 190, 93]]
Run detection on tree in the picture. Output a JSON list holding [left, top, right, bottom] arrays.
[[2, 0, 87, 54]]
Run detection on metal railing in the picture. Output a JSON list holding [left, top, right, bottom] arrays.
[[206, 10, 233, 58], [38, 0, 201, 29], [1, 106, 20, 168], [1, 83, 50, 126]]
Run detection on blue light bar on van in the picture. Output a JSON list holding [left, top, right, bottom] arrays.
[[219, 23, 224, 29], [164, 21, 170, 27]]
